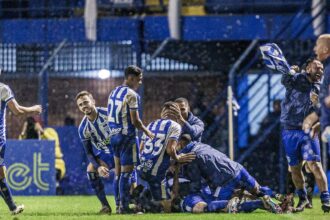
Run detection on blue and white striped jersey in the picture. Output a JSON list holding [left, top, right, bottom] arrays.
[[107, 85, 140, 136], [78, 107, 113, 154], [139, 119, 181, 178], [0, 83, 14, 143]]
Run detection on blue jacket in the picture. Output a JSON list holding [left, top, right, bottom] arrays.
[[280, 71, 319, 130], [320, 57, 330, 130], [180, 142, 242, 194], [181, 112, 204, 142]]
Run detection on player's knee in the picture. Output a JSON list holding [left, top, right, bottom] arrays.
[[192, 202, 207, 213], [307, 161, 323, 174], [86, 163, 95, 172]]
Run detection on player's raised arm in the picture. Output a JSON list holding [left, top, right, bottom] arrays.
[[7, 99, 42, 116]]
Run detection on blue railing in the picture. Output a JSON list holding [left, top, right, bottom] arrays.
[[200, 0, 321, 151]]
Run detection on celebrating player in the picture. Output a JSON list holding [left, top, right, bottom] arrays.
[[167, 97, 204, 142], [76, 91, 114, 214], [137, 101, 196, 202], [280, 57, 330, 212], [107, 65, 154, 213]]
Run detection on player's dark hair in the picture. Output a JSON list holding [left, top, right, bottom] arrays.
[[175, 97, 189, 106], [75, 91, 93, 101], [302, 57, 317, 71], [124, 65, 142, 79]]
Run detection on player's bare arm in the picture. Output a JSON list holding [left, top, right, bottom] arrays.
[[7, 99, 42, 116], [130, 109, 154, 139]]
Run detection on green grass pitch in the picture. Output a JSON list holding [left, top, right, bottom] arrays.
[[0, 196, 329, 220]]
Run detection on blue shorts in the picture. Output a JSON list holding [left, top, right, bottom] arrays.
[[282, 130, 321, 166], [217, 168, 256, 200], [137, 170, 162, 201], [181, 194, 206, 213], [110, 134, 138, 166], [0, 143, 6, 166], [95, 151, 115, 170]]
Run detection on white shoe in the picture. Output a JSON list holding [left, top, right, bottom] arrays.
[[11, 204, 24, 215]]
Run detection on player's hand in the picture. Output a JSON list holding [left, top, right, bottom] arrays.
[[325, 95, 330, 108], [321, 126, 330, 143], [176, 152, 196, 163], [310, 92, 319, 106], [33, 105, 42, 114], [97, 166, 110, 178], [290, 65, 300, 74], [169, 104, 182, 117], [302, 112, 319, 133], [146, 130, 155, 140], [310, 123, 320, 138]]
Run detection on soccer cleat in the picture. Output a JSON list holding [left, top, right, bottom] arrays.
[[293, 197, 309, 213], [11, 204, 24, 215], [321, 201, 330, 213], [227, 197, 240, 214], [99, 205, 111, 215], [261, 195, 282, 214]]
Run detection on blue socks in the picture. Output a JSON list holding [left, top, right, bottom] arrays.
[[260, 186, 275, 197], [0, 178, 16, 211], [113, 175, 120, 208], [119, 172, 131, 210], [207, 200, 228, 212], [296, 188, 308, 199], [239, 200, 263, 212], [87, 172, 109, 207], [320, 191, 330, 204]]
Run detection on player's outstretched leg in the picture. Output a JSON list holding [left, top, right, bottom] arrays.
[[238, 200, 264, 213], [87, 172, 111, 214], [119, 171, 132, 213], [0, 167, 22, 214]]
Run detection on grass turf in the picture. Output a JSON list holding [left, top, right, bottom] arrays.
[[0, 196, 328, 220]]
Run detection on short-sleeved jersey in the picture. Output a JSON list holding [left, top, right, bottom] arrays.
[[0, 83, 14, 142], [139, 119, 181, 178], [107, 85, 140, 136], [78, 107, 114, 154]]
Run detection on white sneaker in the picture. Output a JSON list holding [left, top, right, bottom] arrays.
[[11, 204, 24, 215]]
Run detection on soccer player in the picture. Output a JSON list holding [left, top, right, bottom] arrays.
[[76, 91, 114, 214], [176, 135, 282, 214], [137, 101, 196, 202], [0, 74, 42, 215], [280, 57, 330, 212], [168, 97, 204, 142], [107, 65, 154, 213]]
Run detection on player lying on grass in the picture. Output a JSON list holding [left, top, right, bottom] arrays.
[[131, 165, 291, 214], [176, 135, 281, 213]]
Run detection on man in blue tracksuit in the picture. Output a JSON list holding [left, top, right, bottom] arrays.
[[167, 97, 204, 142], [281, 57, 330, 212]]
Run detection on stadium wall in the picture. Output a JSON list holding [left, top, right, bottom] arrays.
[[0, 14, 327, 44]]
